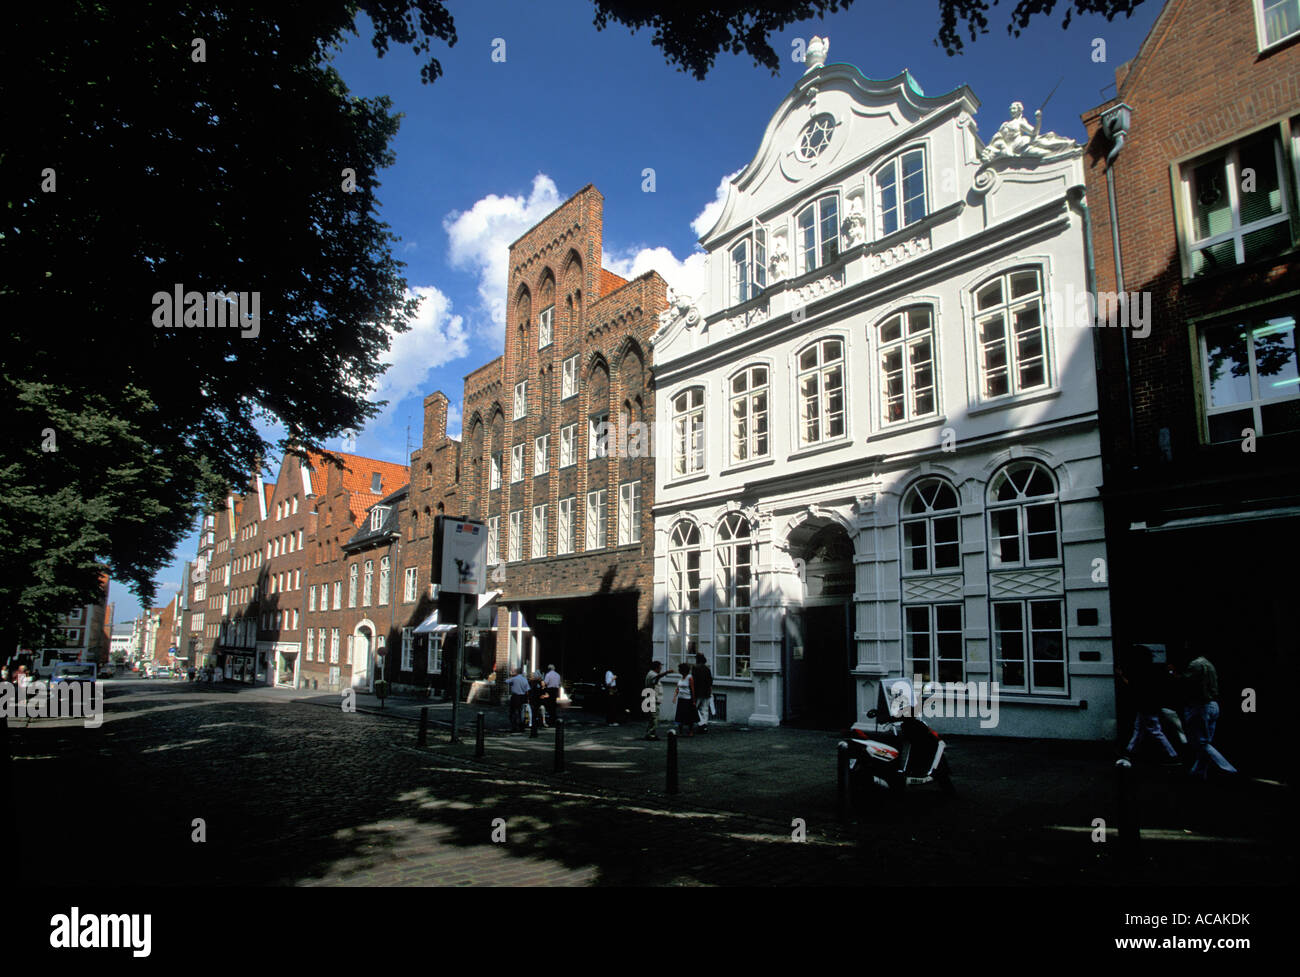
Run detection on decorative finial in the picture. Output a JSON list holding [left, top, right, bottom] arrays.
[[804, 35, 828, 73]]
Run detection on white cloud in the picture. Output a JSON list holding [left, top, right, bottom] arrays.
[[443, 174, 563, 339], [372, 285, 468, 408], [691, 168, 742, 238], [601, 246, 709, 304]]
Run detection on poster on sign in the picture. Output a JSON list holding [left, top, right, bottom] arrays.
[[439, 518, 488, 595]]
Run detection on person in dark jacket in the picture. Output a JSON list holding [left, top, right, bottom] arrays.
[[693, 653, 714, 732], [1121, 646, 1179, 762]]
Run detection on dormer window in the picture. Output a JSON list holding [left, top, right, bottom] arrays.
[[875, 148, 927, 237], [796, 195, 839, 275], [730, 226, 767, 305], [370, 506, 389, 532]]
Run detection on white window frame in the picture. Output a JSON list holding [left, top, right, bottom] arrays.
[[531, 504, 547, 560], [348, 564, 358, 607], [561, 355, 578, 399], [973, 268, 1050, 401], [490, 451, 502, 490], [403, 567, 418, 603], [666, 521, 701, 672], [330, 628, 340, 665], [538, 305, 554, 348], [1255, 0, 1300, 50], [427, 633, 443, 674], [401, 627, 414, 672], [991, 598, 1067, 695], [510, 443, 524, 483], [796, 337, 847, 446], [585, 489, 608, 550], [987, 461, 1060, 569], [900, 478, 962, 576], [878, 305, 938, 425], [513, 380, 528, 420], [332, 581, 342, 611], [558, 496, 575, 555], [618, 480, 641, 545], [378, 556, 390, 606], [588, 412, 609, 460], [306, 628, 314, 661], [730, 225, 767, 306], [1199, 309, 1300, 442], [713, 513, 753, 680], [875, 147, 928, 238], [671, 387, 705, 476], [560, 423, 577, 468], [728, 365, 769, 464], [902, 602, 965, 684], [795, 193, 840, 275], [362, 559, 373, 607], [534, 433, 549, 475], [487, 516, 500, 564], [508, 510, 522, 562]]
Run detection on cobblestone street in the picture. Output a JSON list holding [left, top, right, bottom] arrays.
[[5, 680, 1291, 887]]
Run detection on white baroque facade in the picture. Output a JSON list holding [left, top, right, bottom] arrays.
[[650, 50, 1115, 739]]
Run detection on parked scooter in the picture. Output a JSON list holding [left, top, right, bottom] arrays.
[[841, 680, 955, 812]]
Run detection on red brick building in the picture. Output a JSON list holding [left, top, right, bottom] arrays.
[[457, 184, 668, 703], [1081, 0, 1300, 758]]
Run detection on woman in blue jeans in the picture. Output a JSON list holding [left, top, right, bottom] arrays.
[[1181, 654, 1237, 780]]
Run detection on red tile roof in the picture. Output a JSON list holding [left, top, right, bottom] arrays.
[[301, 450, 410, 527], [598, 268, 628, 297]]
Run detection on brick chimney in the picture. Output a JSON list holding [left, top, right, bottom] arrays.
[[424, 391, 449, 444]]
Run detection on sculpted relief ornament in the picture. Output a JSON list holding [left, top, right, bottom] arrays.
[[841, 197, 866, 250], [658, 286, 701, 331], [979, 101, 1079, 163]]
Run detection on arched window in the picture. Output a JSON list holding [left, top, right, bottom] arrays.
[[378, 556, 390, 606], [878, 306, 936, 425], [671, 387, 705, 476], [901, 478, 960, 574], [667, 521, 701, 671], [714, 514, 753, 679], [348, 564, 358, 607], [728, 366, 769, 463], [987, 460, 1058, 567], [797, 338, 846, 445]]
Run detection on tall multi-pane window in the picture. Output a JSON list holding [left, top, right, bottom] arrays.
[[513, 380, 528, 419], [666, 521, 701, 671], [490, 451, 502, 490], [1182, 126, 1291, 275], [306, 628, 314, 661], [975, 268, 1048, 399], [401, 628, 414, 672], [538, 305, 554, 348], [531, 504, 547, 559], [403, 567, 417, 603], [992, 599, 1066, 694], [562, 355, 578, 399], [1201, 312, 1300, 442], [904, 604, 964, 684], [534, 434, 549, 475], [427, 632, 443, 674], [729, 366, 769, 463], [332, 580, 341, 611], [560, 423, 577, 467], [510, 444, 524, 483], [588, 412, 609, 460], [308, 586, 316, 613], [714, 514, 753, 679], [585, 489, 608, 550], [671, 388, 705, 476], [987, 461, 1059, 567], [876, 149, 927, 237], [901, 478, 961, 574], [617, 481, 641, 545], [879, 306, 936, 424], [730, 228, 767, 305], [795, 195, 840, 274], [487, 516, 500, 565], [362, 560, 373, 606], [558, 496, 575, 554], [330, 628, 340, 665], [797, 338, 846, 445], [348, 564, 358, 607], [378, 556, 390, 605], [508, 510, 522, 562]]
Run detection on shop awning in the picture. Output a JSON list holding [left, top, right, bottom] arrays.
[[414, 610, 457, 636], [479, 589, 502, 609]]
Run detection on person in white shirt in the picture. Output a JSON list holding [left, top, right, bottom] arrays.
[[543, 665, 562, 725]]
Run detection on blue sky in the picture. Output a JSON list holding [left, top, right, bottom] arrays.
[[111, 0, 1165, 625]]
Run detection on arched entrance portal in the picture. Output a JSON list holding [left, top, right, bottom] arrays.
[[784, 521, 856, 728], [352, 623, 374, 691]]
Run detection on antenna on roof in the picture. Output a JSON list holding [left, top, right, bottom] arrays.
[[405, 421, 411, 462]]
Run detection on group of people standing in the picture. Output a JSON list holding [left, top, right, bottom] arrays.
[[1121, 645, 1238, 781], [506, 664, 561, 732], [643, 653, 714, 740]]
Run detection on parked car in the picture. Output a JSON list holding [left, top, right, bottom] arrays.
[[51, 662, 97, 686]]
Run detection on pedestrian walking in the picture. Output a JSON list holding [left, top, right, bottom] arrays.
[[543, 663, 562, 726], [529, 670, 547, 729], [643, 660, 669, 740], [673, 661, 696, 736], [1119, 646, 1179, 763], [1179, 649, 1236, 780], [507, 666, 530, 732], [14, 666, 28, 690], [693, 653, 714, 732], [604, 667, 620, 726]]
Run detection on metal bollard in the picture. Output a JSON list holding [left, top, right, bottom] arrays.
[[475, 712, 485, 757], [1114, 757, 1141, 868], [554, 718, 565, 773], [667, 728, 679, 795], [417, 707, 429, 747]]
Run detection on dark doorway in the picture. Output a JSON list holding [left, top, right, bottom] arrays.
[[784, 521, 856, 729]]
